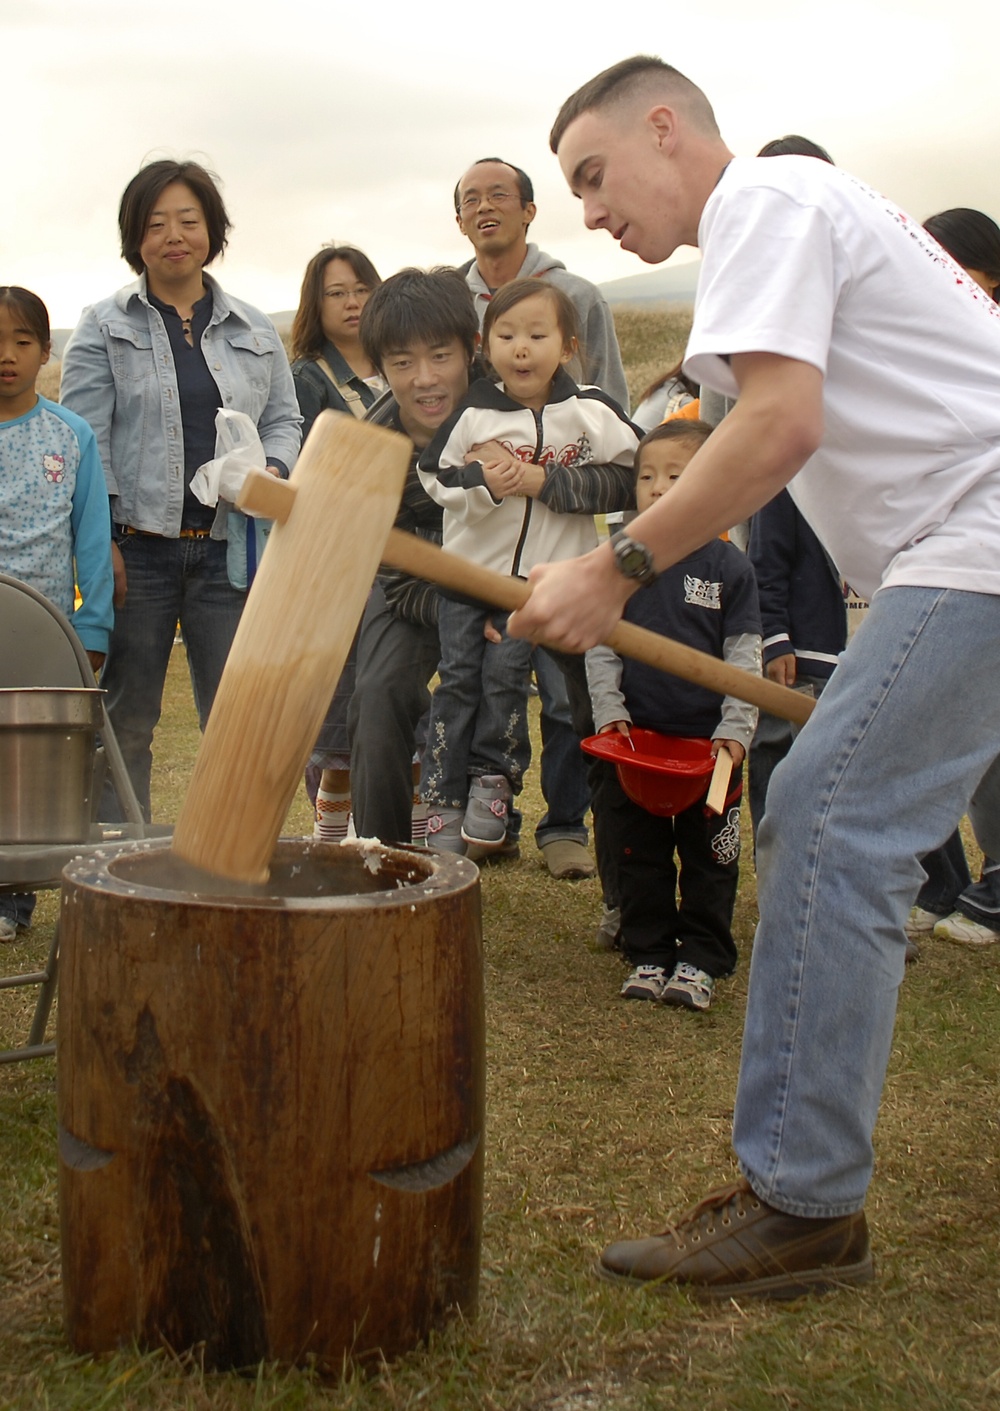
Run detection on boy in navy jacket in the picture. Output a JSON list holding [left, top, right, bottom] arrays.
[[586, 421, 761, 1010]]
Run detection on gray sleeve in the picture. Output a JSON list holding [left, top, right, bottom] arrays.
[[698, 386, 747, 546], [699, 385, 735, 429], [585, 645, 631, 733], [712, 633, 762, 751], [536, 461, 635, 515], [582, 300, 629, 411]]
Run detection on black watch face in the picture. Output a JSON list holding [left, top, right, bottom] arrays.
[[614, 535, 651, 580]]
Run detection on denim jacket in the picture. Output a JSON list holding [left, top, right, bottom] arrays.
[[60, 273, 301, 538]]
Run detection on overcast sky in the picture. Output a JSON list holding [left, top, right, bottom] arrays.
[[6, 0, 998, 328]]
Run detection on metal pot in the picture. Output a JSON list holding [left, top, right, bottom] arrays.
[[0, 688, 102, 843]]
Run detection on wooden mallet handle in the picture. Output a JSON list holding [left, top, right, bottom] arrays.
[[380, 529, 814, 728]]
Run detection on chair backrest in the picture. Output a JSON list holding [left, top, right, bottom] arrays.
[[0, 574, 95, 689]]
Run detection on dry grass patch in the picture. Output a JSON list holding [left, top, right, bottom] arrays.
[[611, 307, 692, 411]]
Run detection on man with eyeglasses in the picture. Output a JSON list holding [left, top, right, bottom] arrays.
[[454, 158, 628, 409], [452, 158, 632, 886]]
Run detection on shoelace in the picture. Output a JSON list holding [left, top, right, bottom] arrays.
[[660, 1180, 762, 1248]]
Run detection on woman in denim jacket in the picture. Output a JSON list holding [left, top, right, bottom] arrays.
[[61, 159, 301, 820]]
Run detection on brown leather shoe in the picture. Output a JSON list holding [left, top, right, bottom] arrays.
[[598, 1179, 874, 1301]]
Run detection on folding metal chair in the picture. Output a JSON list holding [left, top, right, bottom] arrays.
[[0, 573, 148, 1063]]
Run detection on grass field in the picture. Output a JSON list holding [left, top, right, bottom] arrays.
[[3, 308, 999, 1409]]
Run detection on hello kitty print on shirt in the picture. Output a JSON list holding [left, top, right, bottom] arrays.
[[42, 452, 65, 483]]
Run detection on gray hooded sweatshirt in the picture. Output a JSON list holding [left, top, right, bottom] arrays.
[[463, 243, 629, 412]]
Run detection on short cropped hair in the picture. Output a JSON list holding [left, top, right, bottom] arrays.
[[550, 55, 719, 153], [118, 159, 232, 275], [359, 267, 479, 372], [481, 278, 580, 357], [757, 135, 834, 163], [0, 286, 51, 349], [453, 158, 534, 214], [923, 208, 1000, 289], [637, 417, 713, 461], [290, 245, 382, 362]]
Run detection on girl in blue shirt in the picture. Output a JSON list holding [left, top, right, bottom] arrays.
[[0, 285, 113, 940]]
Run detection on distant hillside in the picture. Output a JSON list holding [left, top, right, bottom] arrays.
[[599, 260, 700, 307]]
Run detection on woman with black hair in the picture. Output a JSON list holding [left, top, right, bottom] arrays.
[[290, 246, 385, 442], [61, 159, 301, 819], [289, 245, 385, 838], [924, 207, 1000, 301]]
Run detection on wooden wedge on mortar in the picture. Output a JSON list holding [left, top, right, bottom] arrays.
[[172, 424, 814, 883]]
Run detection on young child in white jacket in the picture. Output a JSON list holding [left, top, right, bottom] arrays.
[[417, 278, 638, 853]]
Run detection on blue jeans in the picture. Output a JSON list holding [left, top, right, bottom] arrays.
[[958, 857, 1000, 926], [916, 830, 1000, 926], [421, 599, 531, 811], [734, 587, 1000, 1217], [532, 647, 590, 848], [0, 893, 36, 927], [101, 534, 245, 820]]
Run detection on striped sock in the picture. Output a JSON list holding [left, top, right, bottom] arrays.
[[411, 795, 429, 844], [314, 788, 352, 843], [410, 760, 428, 843]]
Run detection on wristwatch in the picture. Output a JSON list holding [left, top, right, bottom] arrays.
[[609, 530, 657, 586]]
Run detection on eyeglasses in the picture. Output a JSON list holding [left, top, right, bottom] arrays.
[[458, 189, 518, 213], [324, 287, 371, 302]]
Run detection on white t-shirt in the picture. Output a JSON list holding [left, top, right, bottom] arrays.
[[684, 157, 1000, 601]]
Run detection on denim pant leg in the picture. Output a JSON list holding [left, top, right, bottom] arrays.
[[99, 535, 186, 819], [734, 587, 1000, 1218], [955, 855, 1000, 927], [968, 753, 1000, 856], [0, 893, 36, 927], [915, 829, 971, 914], [177, 537, 245, 732], [471, 616, 532, 789], [531, 647, 590, 847], [421, 600, 488, 809], [748, 711, 793, 840], [348, 584, 440, 843]]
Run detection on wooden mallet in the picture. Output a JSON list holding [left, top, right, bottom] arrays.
[[170, 413, 814, 883]]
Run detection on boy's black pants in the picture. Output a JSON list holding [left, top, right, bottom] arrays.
[[603, 765, 743, 978]]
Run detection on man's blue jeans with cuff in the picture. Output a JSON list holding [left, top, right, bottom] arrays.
[[734, 586, 1000, 1218]]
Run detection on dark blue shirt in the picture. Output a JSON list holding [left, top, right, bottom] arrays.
[[622, 539, 760, 738], [148, 289, 217, 530]]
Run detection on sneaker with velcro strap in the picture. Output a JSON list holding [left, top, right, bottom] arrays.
[[662, 962, 715, 1011], [620, 964, 670, 1002]]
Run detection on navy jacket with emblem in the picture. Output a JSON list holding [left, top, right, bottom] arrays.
[[621, 539, 761, 739]]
